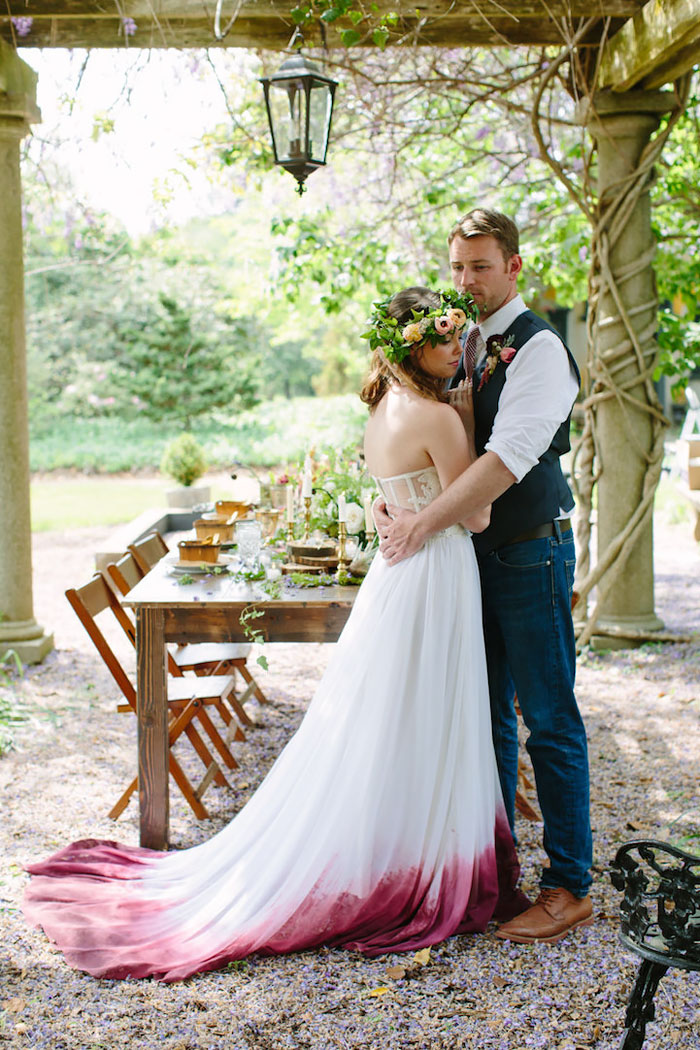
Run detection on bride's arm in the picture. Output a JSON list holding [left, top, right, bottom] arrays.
[[424, 403, 491, 533]]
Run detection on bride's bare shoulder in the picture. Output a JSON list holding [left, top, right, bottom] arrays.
[[404, 394, 461, 437], [386, 386, 451, 421]]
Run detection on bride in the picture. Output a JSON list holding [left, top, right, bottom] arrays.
[[23, 286, 524, 982]]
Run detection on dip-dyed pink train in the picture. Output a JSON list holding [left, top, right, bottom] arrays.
[[24, 468, 520, 982]]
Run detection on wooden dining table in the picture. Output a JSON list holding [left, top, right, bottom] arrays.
[[124, 560, 358, 849]]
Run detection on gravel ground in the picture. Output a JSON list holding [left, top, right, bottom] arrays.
[[1, 502, 698, 1050]]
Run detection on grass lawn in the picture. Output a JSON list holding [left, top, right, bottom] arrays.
[[29, 473, 248, 532], [30, 476, 173, 531]]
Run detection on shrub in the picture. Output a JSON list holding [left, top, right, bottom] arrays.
[[160, 433, 207, 488]]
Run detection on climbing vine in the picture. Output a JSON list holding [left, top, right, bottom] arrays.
[[531, 39, 692, 645]]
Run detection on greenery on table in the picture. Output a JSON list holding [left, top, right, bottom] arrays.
[[286, 571, 363, 587]]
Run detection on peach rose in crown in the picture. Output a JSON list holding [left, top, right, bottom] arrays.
[[446, 308, 468, 329], [402, 322, 423, 343]]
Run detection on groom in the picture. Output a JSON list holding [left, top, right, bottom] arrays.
[[376, 209, 593, 944]]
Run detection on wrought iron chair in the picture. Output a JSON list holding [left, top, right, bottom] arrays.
[[610, 838, 700, 1049]]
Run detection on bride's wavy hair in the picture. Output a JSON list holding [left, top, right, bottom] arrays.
[[360, 287, 452, 408]]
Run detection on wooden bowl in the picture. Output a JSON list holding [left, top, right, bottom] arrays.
[[288, 540, 337, 561], [215, 499, 253, 518], [194, 518, 236, 543], [177, 539, 221, 563]]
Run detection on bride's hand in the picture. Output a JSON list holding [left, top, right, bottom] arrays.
[[448, 379, 474, 433]]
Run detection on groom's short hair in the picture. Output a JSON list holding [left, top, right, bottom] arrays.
[[448, 209, 520, 262]]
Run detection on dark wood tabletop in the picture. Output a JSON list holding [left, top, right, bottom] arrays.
[[124, 559, 358, 848]]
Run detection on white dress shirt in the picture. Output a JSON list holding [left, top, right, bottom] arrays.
[[468, 295, 579, 484]]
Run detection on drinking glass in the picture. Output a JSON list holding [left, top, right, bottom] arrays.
[[235, 520, 263, 571]]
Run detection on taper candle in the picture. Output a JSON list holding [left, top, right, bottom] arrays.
[[363, 493, 375, 533]]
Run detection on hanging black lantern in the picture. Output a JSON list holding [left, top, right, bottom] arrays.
[[260, 52, 337, 195]]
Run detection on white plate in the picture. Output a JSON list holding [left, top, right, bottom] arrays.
[[168, 559, 232, 575]]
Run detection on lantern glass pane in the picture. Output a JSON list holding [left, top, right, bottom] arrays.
[[268, 79, 308, 161], [308, 83, 332, 162]]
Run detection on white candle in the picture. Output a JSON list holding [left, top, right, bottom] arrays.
[[286, 486, 294, 523], [363, 493, 375, 533], [301, 468, 313, 499], [337, 493, 347, 523]]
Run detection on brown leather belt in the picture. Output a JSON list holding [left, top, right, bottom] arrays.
[[503, 518, 572, 547]]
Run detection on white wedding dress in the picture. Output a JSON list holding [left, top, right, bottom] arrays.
[[24, 467, 519, 982]]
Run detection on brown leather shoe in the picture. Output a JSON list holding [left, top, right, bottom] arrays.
[[492, 888, 533, 923], [495, 888, 593, 944]]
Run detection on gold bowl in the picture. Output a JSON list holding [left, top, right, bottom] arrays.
[[255, 507, 283, 540]]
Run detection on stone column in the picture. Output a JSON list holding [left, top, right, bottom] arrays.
[[580, 89, 672, 642], [0, 41, 52, 664]]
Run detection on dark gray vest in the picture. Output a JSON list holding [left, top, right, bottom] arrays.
[[459, 310, 580, 555]]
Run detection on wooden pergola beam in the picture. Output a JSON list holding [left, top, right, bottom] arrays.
[[600, 0, 700, 90], [0, 0, 639, 50]]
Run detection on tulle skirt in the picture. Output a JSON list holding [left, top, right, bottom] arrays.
[[24, 529, 519, 981]]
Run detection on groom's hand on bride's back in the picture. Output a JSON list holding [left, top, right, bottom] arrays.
[[376, 501, 425, 565]]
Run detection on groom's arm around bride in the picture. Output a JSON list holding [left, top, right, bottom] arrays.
[[377, 208, 594, 945]]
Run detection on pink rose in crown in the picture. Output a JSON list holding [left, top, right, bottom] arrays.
[[434, 315, 454, 335], [500, 347, 516, 364]]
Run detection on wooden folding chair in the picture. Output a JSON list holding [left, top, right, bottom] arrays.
[[127, 530, 169, 572], [66, 573, 240, 821], [129, 531, 268, 707], [105, 552, 253, 731], [97, 562, 247, 770]]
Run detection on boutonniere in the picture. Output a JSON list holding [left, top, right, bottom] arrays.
[[477, 334, 517, 391]]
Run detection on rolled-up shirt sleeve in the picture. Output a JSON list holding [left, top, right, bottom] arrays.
[[485, 330, 579, 483]]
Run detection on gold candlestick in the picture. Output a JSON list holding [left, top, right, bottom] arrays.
[[336, 521, 350, 576], [286, 520, 295, 543], [303, 496, 312, 542]]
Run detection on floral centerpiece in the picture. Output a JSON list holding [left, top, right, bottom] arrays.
[[300, 445, 377, 550]]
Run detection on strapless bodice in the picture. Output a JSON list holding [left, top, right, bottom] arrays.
[[374, 466, 465, 538]]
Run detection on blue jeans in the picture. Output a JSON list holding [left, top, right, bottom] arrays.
[[476, 528, 592, 898]]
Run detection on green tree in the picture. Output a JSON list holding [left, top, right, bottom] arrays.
[[204, 48, 698, 392], [113, 293, 260, 429]]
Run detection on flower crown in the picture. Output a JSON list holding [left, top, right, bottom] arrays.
[[362, 290, 477, 364]]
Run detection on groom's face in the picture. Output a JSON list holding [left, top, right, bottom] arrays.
[[449, 234, 521, 320]]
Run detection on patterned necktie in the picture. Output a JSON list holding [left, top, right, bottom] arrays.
[[463, 326, 480, 381]]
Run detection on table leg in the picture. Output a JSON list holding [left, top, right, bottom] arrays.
[[136, 606, 169, 849]]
